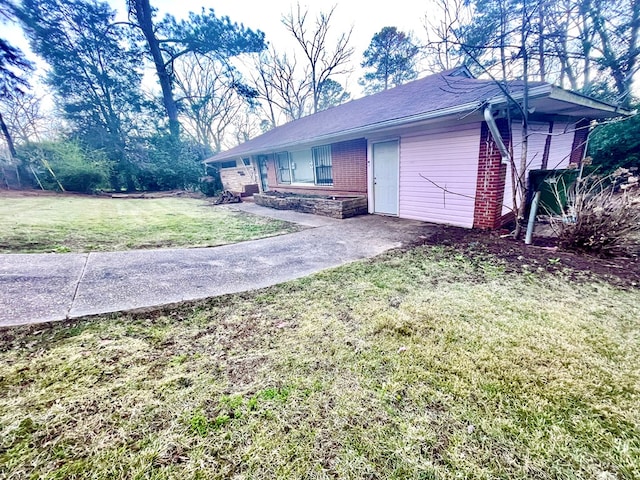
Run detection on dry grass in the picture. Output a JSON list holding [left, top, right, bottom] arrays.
[[1, 244, 638, 479], [0, 195, 301, 253]]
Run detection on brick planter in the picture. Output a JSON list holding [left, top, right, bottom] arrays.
[[254, 193, 368, 219]]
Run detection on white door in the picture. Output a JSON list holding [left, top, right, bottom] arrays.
[[373, 140, 399, 215]]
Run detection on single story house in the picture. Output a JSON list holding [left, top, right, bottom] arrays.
[[206, 67, 628, 229]]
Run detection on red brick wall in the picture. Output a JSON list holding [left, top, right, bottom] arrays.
[[570, 119, 590, 165], [265, 138, 367, 196], [473, 121, 510, 230]]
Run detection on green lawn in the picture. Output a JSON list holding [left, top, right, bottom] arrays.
[[1, 242, 638, 479], [0, 194, 301, 253]]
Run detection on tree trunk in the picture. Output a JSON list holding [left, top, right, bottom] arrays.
[[0, 112, 17, 160], [514, 2, 530, 240], [131, 0, 180, 137]]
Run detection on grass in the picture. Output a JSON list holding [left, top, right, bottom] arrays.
[[0, 194, 301, 253], [1, 243, 638, 478]]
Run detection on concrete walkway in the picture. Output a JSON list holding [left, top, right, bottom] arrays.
[[0, 205, 436, 327]]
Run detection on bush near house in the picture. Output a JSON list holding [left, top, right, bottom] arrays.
[[550, 169, 640, 257]]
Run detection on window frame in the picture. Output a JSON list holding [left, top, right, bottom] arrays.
[[275, 145, 333, 187]]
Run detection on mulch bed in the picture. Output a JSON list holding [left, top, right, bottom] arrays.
[[417, 226, 639, 289]]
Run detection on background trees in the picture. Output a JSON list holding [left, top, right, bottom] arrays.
[[360, 26, 420, 93], [11, 0, 144, 189], [127, 0, 266, 137]]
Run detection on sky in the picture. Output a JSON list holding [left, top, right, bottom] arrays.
[[114, 0, 433, 96], [5, 0, 434, 98]]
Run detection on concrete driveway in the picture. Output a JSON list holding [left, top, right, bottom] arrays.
[[0, 204, 436, 327]]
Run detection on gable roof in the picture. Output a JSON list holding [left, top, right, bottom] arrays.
[[208, 68, 628, 163]]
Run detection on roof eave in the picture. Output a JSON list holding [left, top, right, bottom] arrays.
[[206, 100, 485, 162]]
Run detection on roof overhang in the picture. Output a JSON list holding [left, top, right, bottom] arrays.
[[486, 84, 632, 119]]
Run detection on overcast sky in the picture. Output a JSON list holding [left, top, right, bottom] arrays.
[[5, 0, 432, 98]]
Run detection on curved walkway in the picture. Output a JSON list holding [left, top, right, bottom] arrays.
[[0, 204, 437, 327]]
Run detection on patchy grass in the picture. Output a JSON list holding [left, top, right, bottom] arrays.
[[0, 195, 301, 253], [1, 244, 638, 479]]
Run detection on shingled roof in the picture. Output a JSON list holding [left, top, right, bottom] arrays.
[[207, 68, 624, 162]]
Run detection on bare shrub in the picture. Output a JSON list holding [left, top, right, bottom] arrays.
[[547, 169, 640, 257]]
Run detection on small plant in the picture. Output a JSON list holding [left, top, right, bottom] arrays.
[[188, 412, 210, 436]]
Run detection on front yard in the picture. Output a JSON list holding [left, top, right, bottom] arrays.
[[0, 192, 301, 253], [1, 236, 638, 479]]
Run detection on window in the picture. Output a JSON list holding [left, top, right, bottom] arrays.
[[242, 158, 251, 166], [219, 160, 237, 169], [276, 152, 291, 184], [312, 145, 333, 185], [275, 145, 333, 186]]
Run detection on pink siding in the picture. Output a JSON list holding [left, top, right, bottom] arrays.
[[503, 121, 575, 215], [399, 123, 481, 228]]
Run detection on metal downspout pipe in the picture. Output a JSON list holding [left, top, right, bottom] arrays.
[[483, 106, 510, 165]]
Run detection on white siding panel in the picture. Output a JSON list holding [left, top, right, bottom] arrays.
[[502, 121, 577, 214], [399, 123, 481, 228], [547, 122, 576, 169]]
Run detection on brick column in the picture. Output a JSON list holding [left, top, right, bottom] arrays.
[[473, 120, 510, 230]]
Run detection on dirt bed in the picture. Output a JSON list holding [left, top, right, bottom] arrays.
[[417, 226, 639, 288]]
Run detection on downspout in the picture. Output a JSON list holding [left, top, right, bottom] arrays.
[[483, 106, 510, 165]]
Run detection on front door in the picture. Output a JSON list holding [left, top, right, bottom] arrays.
[[258, 156, 269, 192], [372, 140, 399, 215]]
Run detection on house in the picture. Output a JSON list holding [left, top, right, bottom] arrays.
[[204, 157, 260, 197], [206, 67, 628, 228]]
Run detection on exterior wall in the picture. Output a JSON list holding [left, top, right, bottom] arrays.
[[265, 138, 367, 196], [213, 159, 259, 195], [474, 120, 510, 229], [569, 119, 590, 165], [502, 121, 576, 216], [547, 121, 576, 168], [399, 123, 482, 228]]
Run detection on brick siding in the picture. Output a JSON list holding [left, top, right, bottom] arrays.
[[265, 138, 367, 196], [473, 120, 510, 229]]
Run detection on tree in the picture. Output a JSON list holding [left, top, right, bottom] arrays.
[[251, 48, 312, 126], [316, 78, 350, 111], [0, 92, 52, 144], [360, 26, 420, 93], [10, 0, 145, 189], [0, 5, 33, 160], [173, 53, 258, 154], [282, 3, 353, 114], [127, 0, 265, 137]]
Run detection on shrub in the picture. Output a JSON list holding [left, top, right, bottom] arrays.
[[550, 171, 640, 257], [198, 175, 222, 197], [131, 135, 203, 191], [17, 141, 111, 193], [589, 111, 640, 174]]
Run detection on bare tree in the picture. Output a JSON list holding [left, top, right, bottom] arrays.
[[173, 53, 255, 154], [423, 0, 470, 72], [250, 48, 313, 127], [282, 3, 353, 114], [0, 92, 53, 144]]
